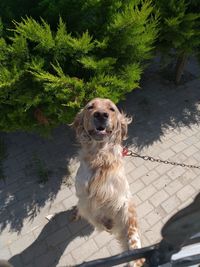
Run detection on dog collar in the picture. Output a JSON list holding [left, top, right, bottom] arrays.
[[122, 147, 129, 157]]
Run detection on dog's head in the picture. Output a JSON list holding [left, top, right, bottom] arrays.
[[72, 98, 132, 144]]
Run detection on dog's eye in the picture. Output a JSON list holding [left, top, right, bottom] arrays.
[[87, 105, 93, 110], [109, 107, 115, 112]]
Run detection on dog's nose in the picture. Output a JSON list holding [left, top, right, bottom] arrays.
[[94, 111, 109, 120]]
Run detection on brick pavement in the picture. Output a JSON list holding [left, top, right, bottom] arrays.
[[0, 59, 200, 266]]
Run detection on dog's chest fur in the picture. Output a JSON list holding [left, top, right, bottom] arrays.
[[75, 145, 130, 212]]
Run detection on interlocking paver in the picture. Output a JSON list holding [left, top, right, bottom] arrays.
[[176, 184, 196, 202], [94, 231, 113, 248], [9, 233, 35, 256], [137, 184, 157, 201], [129, 165, 149, 180], [145, 221, 163, 244], [57, 252, 76, 267], [153, 175, 171, 190], [0, 61, 200, 267], [145, 209, 162, 226], [161, 195, 181, 214], [0, 247, 11, 259], [141, 170, 159, 185], [164, 180, 183, 195], [171, 141, 188, 153], [149, 189, 169, 207], [71, 239, 98, 263], [183, 145, 199, 157], [167, 166, 186, 180], [137, 201, 154, 219], [130, 179, 145, 194], [88, 246, 111, 261]]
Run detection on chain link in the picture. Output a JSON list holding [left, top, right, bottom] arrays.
[[126, 150, 200, 170]]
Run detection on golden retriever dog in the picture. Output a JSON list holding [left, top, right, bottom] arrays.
[[72, 98, 143, 266]]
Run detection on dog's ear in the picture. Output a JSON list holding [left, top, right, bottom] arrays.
[[120, 112, 132, 140], [71, 109, 91, 143], [71, 109, 84, 139]]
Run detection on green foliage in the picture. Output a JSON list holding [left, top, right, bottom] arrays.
[[156, 0, 200, 60], [0, 1, 158, 133]]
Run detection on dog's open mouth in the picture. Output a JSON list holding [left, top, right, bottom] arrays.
[[96, 126, 107, 135], [88, 127, 112, 138]]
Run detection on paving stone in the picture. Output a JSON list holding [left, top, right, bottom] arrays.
[[184, 135, 200, 146], [132, 194, 142, 206], [94, 231, 113, 248], [124, 159, 136, 175], [51, 187, 73, 205], [171, 142, 188, 153], [34, 249, 60, 267], [178, 169, 197, 185], [129, 165, 149, 181], [183, 145, 199, 157], [0, 247, 12, 259], [149, 189, 169, 207], [137, 201, 154, 219], [191, 176, 200, 189], [106, 239, 123, 256], [153, 175, 171, 190], [71, 239, 99, 263], [141, 170, 159, 185], [171, 134, 187, 143], [130, 180, 145, 194], [176, 185, 196, 202], [159, 139, 175, 149], [156, 163, 173, 175], [57, 252, 76, 267], [0, 228, 21, 248], [144, 221, 163, 244], [159, 149, 175, 160], [139, 218, 150, 232], [21, 240, 47, 264], [164, 180, 183, 196], [145, 209, 162, 226], [62, 194, 78, 210], [141, 235, 149, 247], [59, 235, 87, 255], [88, 246, 111, 261], [137, 184, 157, 201], [161, 195, 181, 214], [46, 226, 71, 248], [167, 166, 186, 180], [9, 233, 35, 256]]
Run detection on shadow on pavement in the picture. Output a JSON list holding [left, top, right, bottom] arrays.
[[0, 126, 78, 233], [119, 71, 200, 150], [9, 210, 94, 267]]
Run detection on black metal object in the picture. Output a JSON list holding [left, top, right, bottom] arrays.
[[74, 193, 200, 267], [76, 245, 156, 267]]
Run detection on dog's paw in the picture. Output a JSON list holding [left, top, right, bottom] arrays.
[[127, 258, 145, 267], [134, 258, 145, 267], [70, 206, 81, 222]]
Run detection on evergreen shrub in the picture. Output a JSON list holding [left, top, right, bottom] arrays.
[[155, 0, 200, 84], [0, 1, 158, 133]]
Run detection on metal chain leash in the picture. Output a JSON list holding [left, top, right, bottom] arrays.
[[124, 148, 200, 170]]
